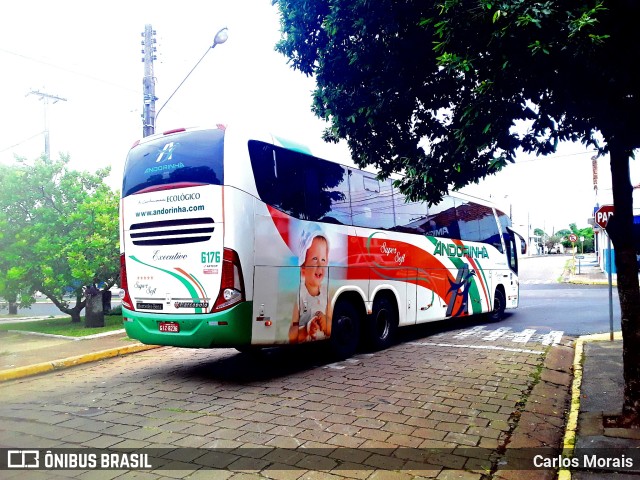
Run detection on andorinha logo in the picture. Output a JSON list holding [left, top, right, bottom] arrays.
[[144, 162, 184, 174], [433, 241, 489, 260]]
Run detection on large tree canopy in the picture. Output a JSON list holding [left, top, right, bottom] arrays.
[[276, 0, 638, 200], [0, 156, 120, 324], [275, 0, 640, 423]]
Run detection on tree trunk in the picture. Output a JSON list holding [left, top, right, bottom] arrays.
[[607, 143, 640, 425], [41, 289, 85, 323], [5, 293, 19, 315], [8, 302, 18, 315], [69, 310, 82, 324]]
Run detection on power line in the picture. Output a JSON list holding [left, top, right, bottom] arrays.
[[513, 149, 599, 165], [0, 131, 45, 153], [0, 47, 138, 94]]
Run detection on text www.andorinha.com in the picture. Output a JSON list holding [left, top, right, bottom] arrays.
[[135, 205, 205, 217]]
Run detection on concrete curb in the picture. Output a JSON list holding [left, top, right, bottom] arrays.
[[0, 343, 161, 382], [566, 279, 616, 287], [558, 331, 623, 480], [6, 328, 127, 340]]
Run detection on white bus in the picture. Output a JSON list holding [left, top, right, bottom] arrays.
[[119, 125, 525, 358]]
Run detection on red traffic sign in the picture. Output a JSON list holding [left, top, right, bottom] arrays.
[[594, 204, 615, 228], [568, 233, 578, 242]]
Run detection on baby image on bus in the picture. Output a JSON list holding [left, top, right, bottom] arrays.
[[289, 227, 332, 343]]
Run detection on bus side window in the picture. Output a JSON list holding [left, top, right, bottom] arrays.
[[248, 141, 280, 207], [425, 196, 459, 239], [249, 140, 352, 224], [274, 149, 307, 219], [478, 205, 503, 252], [393, 188, 429, 234], [350, 171, 395, 230], [460, 202, 503, 252], [307, 160, 351, 225], [454, 198, 481, 242]]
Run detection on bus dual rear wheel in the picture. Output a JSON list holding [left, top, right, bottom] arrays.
[[365, 296, 398, 351]]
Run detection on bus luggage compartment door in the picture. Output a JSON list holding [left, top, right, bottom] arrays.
[[251, 266, 300, 345]]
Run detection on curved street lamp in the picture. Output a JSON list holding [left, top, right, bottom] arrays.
[[154, 27, 229, 126]]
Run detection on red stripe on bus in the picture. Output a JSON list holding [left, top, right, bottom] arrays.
[[267, 205, 290, 248]]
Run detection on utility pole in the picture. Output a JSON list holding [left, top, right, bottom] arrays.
[[26, 89, 67, 159], [141, 24, 157, 137]]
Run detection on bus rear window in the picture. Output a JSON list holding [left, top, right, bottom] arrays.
[[122, 129, 224, 197]]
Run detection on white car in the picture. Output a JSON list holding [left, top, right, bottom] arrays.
[[548, 244, 564, 254]]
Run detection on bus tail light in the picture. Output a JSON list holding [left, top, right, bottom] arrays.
[[213, 248, 245, 312], [120, 254, 134, 310]]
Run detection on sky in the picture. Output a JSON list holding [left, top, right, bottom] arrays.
[[1, 0, 638, 235]]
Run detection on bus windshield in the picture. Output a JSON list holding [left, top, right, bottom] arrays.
[[122, 129, 224, 197]]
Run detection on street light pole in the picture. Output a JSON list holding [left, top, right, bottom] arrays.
[[151, 27, 229, 135], [142, 25, 157, 138]]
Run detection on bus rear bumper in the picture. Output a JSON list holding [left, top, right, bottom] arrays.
[[122, 302, 253, 348]]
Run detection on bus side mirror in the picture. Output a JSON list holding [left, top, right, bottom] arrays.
[[507, 227, 527, 255]]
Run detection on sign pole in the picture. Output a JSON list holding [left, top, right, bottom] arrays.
[[575, 254, 584, 274], [608, 233, 613, 341], [594, 204, 615, 342], [568, 233, 578, 274]]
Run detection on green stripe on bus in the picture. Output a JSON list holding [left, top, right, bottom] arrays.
[[122, 301, 253, 348], [129, 255, 204, 313], [425, 236, 483, 315], [474, 259, 491, 307], [446, 253, 483, 315]]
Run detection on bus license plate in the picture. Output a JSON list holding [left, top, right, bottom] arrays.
[[159, 322, 180, 333]]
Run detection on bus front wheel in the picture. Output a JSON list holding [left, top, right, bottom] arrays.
[[489, 289, 506, 322], [328, 301, 361, 360]]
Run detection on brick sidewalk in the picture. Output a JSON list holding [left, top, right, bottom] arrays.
[[0, 330, 143, 370], [0, 332, 574, 478]]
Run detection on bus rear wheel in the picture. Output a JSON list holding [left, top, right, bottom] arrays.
[[489, 289, 506, 322], [328, 301, 361, 360], [365, 296, 398, 351]]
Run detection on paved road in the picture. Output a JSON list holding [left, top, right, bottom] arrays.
[[519, 254, 568, 285], [518, 283, 620, 336]]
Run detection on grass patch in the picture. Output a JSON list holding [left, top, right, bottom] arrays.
[[0, 315, 124, 337]]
